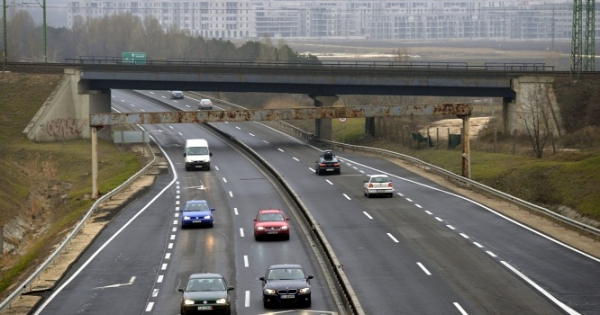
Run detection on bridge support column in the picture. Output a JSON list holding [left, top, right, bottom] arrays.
[[509, 76, 564, 137], [310, 95, 339, 140]]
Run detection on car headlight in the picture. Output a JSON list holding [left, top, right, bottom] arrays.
[[203, 215, 212, 219], [216, 298, 227, 304], [257, 226, 264, 231], [299, 288, 311, 294], [264, 288, 276, 295], [183, 216, 191, 220], [183, 299, 195, 305], [281, 226, 288, 230]]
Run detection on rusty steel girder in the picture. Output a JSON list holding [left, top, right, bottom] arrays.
[[89, 104, 471, 127]]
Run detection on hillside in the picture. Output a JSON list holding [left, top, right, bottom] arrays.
[[0, 72, 145, 296]]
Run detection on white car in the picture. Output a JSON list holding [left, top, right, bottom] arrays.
[[198, 98, 213, 110], [363, 174, 394, 198]]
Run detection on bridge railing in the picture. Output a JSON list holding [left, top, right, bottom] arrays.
[[64, 57, 554, 72]]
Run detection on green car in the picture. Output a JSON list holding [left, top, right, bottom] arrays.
[[179, 273, 234, 315]]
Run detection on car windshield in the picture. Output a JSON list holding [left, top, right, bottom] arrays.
[[187, 278, 225, 291], [184, 202, 209, 211], [259, 213, 284, 222], [267, 268, 305, 280], [187, 147, 209, 155]]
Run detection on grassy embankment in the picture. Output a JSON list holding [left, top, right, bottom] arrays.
[[0, 73, 144, 295]]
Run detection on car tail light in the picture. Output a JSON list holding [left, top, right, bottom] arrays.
[[333, 163, 340, 166], [368, 183, 374, 188], [319, 163, 326, 167], [388, 183, 393, 187]]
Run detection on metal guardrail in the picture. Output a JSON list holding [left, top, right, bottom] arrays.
[[273, 121, 600, 240], [0, 141, 157, 313]]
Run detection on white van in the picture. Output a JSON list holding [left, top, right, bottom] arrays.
[[184, 139, 212, 171]]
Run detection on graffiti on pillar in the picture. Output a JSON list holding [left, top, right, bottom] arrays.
[[44, 117, 89, 139]]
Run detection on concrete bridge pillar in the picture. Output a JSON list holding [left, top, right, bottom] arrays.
[[507, 76, 564, 137], [311, 95, 339, 140]]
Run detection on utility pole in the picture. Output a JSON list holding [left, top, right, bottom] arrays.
[[2, 0, 6, 71], [42, 0, 46, 62]]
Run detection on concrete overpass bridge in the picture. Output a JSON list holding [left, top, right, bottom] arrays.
[[19, 59, 564, 142]]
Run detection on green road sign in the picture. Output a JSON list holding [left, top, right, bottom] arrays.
[[122, 52, 146, 65]]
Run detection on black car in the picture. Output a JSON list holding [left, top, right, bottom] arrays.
[[259, 264, 313, 308], [314, 150, 341, 175], [179, 273, 234, 315]]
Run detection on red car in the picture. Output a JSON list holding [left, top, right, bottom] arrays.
[[254, 209, 290, 241]]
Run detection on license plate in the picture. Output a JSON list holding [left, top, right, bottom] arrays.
[[326, 168, 333, 171], [267, 231, 278, 234], [193, 220, 202, 223], [280, 294, 295, 299], [197, 306, 213, 310]]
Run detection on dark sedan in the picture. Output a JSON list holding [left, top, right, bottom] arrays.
[[314, 150, 341, 175], [259, 264, 313, 308], [179, 273, 234, 315]]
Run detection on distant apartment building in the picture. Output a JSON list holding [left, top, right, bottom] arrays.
[[66, 0, 597, 40]]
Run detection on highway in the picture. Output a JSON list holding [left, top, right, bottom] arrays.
[[31, 90, 600, 315]]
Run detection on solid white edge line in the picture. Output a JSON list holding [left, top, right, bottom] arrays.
[[337, 157, 600, 263], [501, 261, 580, 315], [33, 137, 178, 315]]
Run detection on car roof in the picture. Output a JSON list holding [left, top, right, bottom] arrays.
[[172, 90, 182, 93], [268, 263, 303, 270], [185, 199, 209, 205], [258, 209, 284, 214], [201, 98, 211, 102], [189, 273, 224, 280], [368, 174, 389, 178]]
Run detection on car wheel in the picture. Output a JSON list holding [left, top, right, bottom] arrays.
[[254, 234, 260, 241], [366, 192, 371, 198], [284, 234, 290, 240], [389, 193, 394, 198], [305, 298, 312, 308], [316, 168, 320, 175], [263, 299, 270, 308]]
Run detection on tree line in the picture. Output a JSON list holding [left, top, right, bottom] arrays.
[[0, 11, 320, 63]]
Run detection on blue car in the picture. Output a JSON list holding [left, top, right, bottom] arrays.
[[181, 200, 215, 228]]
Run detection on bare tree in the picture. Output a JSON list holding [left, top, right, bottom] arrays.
[[520, 83, 553, 158]]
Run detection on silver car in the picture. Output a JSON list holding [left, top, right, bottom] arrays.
[[363, 174, 394, 198]]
